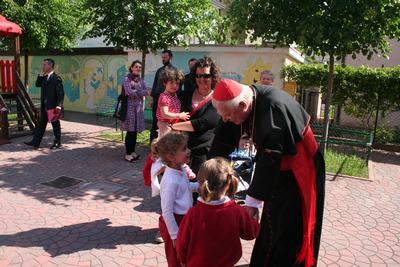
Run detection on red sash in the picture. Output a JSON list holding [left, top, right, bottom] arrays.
[[280, 126, 318, 267], [170, 94, 212, 124]]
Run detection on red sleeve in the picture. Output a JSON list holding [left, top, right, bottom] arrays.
[[238, 205, 260, 240], [142, 154, 153, 187], [158, 93, 171, 108], [176, 208, 193, 265]]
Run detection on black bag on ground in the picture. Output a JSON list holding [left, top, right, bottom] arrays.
[[114, 85, 128, 121]]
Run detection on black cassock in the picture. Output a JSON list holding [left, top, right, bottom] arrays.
[[209, 85, 325, 267]]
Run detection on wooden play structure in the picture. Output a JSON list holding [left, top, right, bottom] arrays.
[[0, 15, 37, 144]]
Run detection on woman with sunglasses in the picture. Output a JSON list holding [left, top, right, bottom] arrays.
[[170, 56, 221, 175]]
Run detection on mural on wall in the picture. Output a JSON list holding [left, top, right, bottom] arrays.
[[132, 51, 244, 86], [4, 48, 300, 114], [242, 58, 272, 85], [26, 55, 128, 113], [83, 58, 104, 110], [134, 52, 275, 88], [59, 57, 81, 102]]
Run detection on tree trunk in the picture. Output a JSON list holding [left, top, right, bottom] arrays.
[[335, 104, 342, 126], [141, 50, 146, 78], [320, 53, 335, 156]]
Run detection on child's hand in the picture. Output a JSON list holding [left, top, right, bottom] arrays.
[[178, 112, 190, 121], [188, 172, 196, 180], [245, 206, 260, 221]]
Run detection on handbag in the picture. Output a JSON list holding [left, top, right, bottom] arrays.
[[114, 85, 128, 121]]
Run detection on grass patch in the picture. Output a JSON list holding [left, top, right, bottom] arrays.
[[96, 131, 369, 178], [98, 129, 150, 146], [325, 149, 368, 178], [7, 113, 18, 120]]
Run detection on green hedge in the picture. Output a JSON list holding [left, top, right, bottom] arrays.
[[281, 64, 400, 125]]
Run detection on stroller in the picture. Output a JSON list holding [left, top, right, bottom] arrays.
[[229, 148, 255, 204]]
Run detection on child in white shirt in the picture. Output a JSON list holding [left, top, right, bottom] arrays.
[[157, 132, 198, 266]]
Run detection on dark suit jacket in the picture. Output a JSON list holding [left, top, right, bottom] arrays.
[[35, 73, 64, 111]]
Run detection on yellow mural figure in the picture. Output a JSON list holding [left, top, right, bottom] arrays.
[[84, 59, 105, 110], [242, 58, 272, 85]]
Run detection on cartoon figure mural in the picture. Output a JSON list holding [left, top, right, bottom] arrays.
[[107, 57, 127, 99], [241, 58, 272, 85], [11, 48, 300, 115], [57, 57, 80, 103], [83, 59, 104, 110]]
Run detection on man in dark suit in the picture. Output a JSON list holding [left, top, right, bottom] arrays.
[[150, 49, 174, 142], [24, 58, 65, 149], [182, 58, 197, 94]]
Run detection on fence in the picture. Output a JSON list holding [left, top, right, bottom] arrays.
[[0, 60, 17, 93], [297, 86, 400, 164]]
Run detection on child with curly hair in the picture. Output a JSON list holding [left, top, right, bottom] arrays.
[[157, 132, 198, 266]]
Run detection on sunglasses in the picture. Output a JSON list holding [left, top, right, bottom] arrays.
[[195, 73, 212, 79]]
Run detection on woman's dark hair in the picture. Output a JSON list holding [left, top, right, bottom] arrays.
[[129, 60, 142, 73], [189, 56, 221, 89], [159, 67, 184, 85]]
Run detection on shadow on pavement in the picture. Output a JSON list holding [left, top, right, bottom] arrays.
[[370, 150, 400, 165], [0, 218, 158, 257], [0, 129, 153, 206]]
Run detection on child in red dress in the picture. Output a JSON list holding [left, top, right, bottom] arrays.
[[156, 68, 190, 137], [157, 132, 199, 266], [176, 157, 260, 267]]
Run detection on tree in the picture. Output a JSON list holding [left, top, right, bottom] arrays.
[[229, 0, 400, 155], [0, 0, 88, 84], [84, 0, 225, 77]]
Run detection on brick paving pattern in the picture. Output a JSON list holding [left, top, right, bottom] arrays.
[[0, 117, 399, 266]]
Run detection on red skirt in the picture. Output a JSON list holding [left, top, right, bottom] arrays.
[[159, 214, 185, 267]]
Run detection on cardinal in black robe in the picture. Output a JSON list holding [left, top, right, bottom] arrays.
[[209, 79, 325, 267]]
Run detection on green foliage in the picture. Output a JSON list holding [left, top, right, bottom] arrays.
[[229, 0, 400, 60], [228, 0, 400, 153], [0, 0, 88, 52], [84, 0, 227, 53], [281, 64, 400, 127], [375, 126, 396, 144], [325, 149, 369, 178]]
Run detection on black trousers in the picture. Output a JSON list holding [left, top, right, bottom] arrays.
[[150, 95, 159, 142], [31, 109, 61, 146], [250, 172, 304, 267], [125, 131, 138, 155]]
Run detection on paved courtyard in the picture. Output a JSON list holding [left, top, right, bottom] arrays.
[[0, 114, 399, 266]]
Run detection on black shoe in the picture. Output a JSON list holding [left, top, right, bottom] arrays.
[[24, 141, 39, 149], [50, 142, 61, 149]]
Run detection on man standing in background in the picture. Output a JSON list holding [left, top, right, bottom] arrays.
[[182, 58, 197, 93], [24, 58, 64, 149]]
